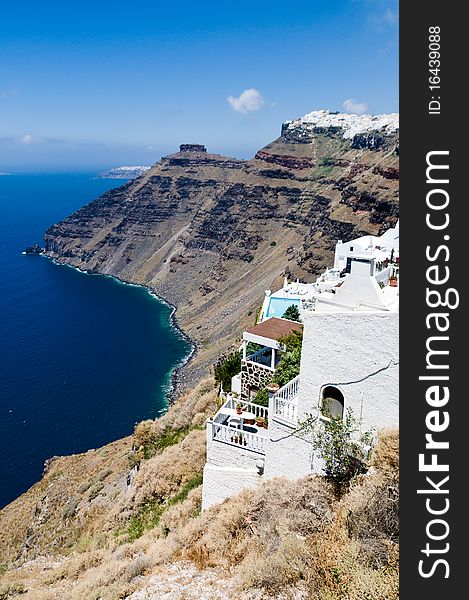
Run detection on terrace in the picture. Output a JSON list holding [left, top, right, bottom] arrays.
[[207, 395, 269, 454]]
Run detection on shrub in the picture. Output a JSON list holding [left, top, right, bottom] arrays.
[[213, 351, 241, 392], [310, 409, 369, 495], [88, 482, 104, 502], [62, 497, 79, 519], [134, 423, 191, 460], [278, 329, 303, 351], [167, 474, 203, 508], [273, 346, 302, 387], [252, 388, 269, 407], [124, 474, 203, 542], [282, 304, 301, 322]]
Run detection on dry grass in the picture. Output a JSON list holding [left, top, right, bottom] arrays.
[[133, 378, 217, 459], [0, 384, 398, 600]]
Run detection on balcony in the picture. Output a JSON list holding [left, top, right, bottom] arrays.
[[245, 346, 281, 371], [207, 396, 269, 455]]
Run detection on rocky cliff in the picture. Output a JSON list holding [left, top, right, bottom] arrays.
[[44, 110, 399, 384]]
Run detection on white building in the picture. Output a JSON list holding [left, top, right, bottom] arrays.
[[202, 225, 399, 510]]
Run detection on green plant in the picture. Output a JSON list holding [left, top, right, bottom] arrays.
[[270, 241, 277, 247], [309, 409, 369, 495], [168, 474, 203, 507], [272, 347, 302, 387], [252, 388, 269, 407], [272, 330, 303, 388], [214, 350, 242, 392], [278, 330, 303, 351], [152, 426, 191, 454], [282, 304, 301, 322]]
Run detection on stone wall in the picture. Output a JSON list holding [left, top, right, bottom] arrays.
[[240, 360, 274, 401]]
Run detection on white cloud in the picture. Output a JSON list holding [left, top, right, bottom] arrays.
[[342, 99, 368, 115], [227, 88, 264, 114], [19, 134, 35, 144]]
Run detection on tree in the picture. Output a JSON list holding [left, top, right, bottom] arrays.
[[282, 304, 301, 322], [214, 351, 241, 392], [272, 330, 303, 387], [309, 409, 370, 495]]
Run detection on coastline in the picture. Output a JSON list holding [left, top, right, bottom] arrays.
[[39, 252, 197, 408]]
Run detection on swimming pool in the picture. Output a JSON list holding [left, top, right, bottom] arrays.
[[265, 297, 301, 319]]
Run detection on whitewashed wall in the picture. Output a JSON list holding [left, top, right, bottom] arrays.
[[263, 417, 316, 479], [298, 311, 399, 433]]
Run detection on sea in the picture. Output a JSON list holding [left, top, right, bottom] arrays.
[[0, 173, 191, 509]]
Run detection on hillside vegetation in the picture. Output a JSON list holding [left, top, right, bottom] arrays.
[[0, 375, 399, 600]]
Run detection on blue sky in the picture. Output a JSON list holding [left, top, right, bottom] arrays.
[[0, 0, 398, 171]]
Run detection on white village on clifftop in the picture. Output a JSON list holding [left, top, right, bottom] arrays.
[[202, 221, 399, 509]]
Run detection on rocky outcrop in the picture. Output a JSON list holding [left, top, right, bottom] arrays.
[[44, 110, 399, 386], [179, 144, 207, 153], [254, 150, 313, 170], [24, 244, 43, 255]]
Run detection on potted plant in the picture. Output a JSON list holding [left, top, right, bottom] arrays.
[[256, 416, 264, 428], [236, 402, 243, 415], [389, 275, 398, 287], [263, 418, 268, 429]]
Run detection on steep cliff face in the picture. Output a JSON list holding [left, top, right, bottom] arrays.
[[44, 110, 399, 383]]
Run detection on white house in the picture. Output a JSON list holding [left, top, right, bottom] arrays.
[[202, 226, 399, 510]]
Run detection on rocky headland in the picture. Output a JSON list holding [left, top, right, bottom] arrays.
[[44, 110, 399, 387]]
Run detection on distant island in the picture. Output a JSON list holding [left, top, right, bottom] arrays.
[[98, 165, 151, 179]]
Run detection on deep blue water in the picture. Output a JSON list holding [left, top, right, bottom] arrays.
[[0, 174, 191, 508]]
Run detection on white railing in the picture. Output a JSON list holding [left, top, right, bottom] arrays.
[[274, 398, 298, 423], [225, 396, 269, 419], [275, 375, 300, 402], [208, 420, 266, 454], [273, 375, 299, 424]]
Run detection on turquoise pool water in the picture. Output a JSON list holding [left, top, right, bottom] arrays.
[[265, 297, 301, 319]]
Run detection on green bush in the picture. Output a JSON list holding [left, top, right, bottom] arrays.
[[272, 330, 303, 388], [310, 409, 369, 495], [214, 351, 242, 392], [272, 347, 302, 387], [252, 388, 269, 407], [278, 330, 303, 351], [145, 426, 191, 459], [282, 304, 301, 322], [246, 342, 263, 355]]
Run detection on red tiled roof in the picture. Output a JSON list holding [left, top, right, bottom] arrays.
[[245, 317, 303, 341]]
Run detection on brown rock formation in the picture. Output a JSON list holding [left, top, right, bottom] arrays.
[[44, 117, 399, 385]]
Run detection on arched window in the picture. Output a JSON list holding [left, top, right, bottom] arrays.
[[320, 386, 344, 419]]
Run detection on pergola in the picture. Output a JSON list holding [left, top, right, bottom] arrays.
[[242, 317, 303, 370]]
